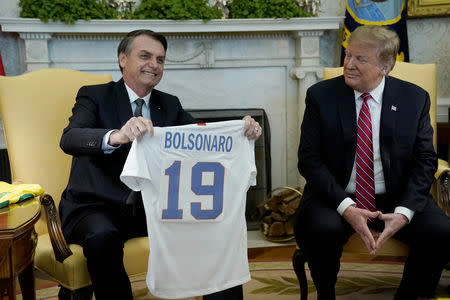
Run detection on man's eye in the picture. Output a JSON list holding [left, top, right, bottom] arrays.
[[141, 54, 149, 59], [157, 58, 165, 64], [357, 57, 367, 63]]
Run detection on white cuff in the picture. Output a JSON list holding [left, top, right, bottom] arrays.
[[394, 206, 414, 223], [337, 197, 356, 216]]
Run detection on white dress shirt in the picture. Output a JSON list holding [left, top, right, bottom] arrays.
[[336, 77, 414, 222]]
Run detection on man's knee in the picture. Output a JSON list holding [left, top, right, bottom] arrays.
[[82, 230, 124, 260], [414, 213, 450, 245]]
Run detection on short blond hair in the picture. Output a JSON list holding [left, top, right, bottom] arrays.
[[348, 25, 399, 72]]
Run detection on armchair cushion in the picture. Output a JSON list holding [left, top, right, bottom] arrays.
[[35, 234, 150, 290], [342, 230, 409, 260]]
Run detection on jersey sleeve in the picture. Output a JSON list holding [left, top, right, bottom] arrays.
[[234, 120, 257, 188], [248, 139, 257, 187], [120, 139, 152, 191]]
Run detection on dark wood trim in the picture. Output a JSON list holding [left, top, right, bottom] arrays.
[[39, 194, 73, 262]]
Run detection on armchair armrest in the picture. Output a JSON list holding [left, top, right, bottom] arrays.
[[435, 159, 450, 218], [39, 193, 73, 262], [436, 159, 450, 180]]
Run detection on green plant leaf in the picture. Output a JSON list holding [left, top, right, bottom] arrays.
[[19, 0, 118, 23], [228, 0, 311, 19]]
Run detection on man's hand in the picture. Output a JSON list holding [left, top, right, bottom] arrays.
[[109, 117, 154, 146], [373, 213, 407, 253], [342, 206, 381, 254], [243, 115, 262, 140]]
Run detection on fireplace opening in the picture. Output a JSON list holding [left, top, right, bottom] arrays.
[[187, 108, 271, 230]]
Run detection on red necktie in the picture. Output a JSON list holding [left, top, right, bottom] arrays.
[[355, 93, 376, 213]]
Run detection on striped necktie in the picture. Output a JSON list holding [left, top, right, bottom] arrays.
[[355, 93, 376, 213], [134, 98, 145, 117]]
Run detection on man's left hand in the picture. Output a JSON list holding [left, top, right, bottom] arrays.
[[243, 115, 262, 140], [373, 213, 408, 253]]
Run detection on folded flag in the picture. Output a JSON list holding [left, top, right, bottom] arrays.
[[0, 181, 44, 208]]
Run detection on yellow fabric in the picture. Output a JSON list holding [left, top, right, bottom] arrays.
[[436, 158, 450, 180], [0, 181, 44, 208], [344, 230, 409, 256], [0, 69, 112, 234], [35, 234, 150, 290]]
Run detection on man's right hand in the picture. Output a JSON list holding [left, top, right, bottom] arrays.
[[109, 116, 154, 146], [342, 206, 381, 255]]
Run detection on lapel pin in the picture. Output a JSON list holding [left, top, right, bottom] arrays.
[[391, 105, 397, 111]]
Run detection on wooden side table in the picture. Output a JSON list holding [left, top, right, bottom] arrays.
[[0, 198, 40, 300]]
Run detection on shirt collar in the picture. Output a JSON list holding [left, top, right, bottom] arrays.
[[354, 76, 385, 104], [124, 83, 151, 107]]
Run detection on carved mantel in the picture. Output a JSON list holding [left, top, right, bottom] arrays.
[[0, 17, 343, 187]]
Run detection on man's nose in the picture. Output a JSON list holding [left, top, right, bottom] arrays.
[[345, 56, 355, 68], [147, 57, 158, 68]]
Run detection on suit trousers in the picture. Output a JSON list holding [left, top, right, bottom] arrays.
[[294, 194, 450, 300], [68, 196, 243, 300]]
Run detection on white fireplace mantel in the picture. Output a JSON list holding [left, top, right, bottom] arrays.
[[0, 17, 343, 188], [0, 17, 342, 33]]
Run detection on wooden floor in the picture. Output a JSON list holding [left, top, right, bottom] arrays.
[[248, 245, 296, 261]]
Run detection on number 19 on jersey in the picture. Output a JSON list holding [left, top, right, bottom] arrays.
[[159, 159, 226, 222]]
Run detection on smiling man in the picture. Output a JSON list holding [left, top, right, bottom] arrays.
[[59, 30, 261, 300], [294, 25, 450, 300]]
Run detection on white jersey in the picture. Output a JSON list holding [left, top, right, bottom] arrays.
[[120, 120, 256, 299]]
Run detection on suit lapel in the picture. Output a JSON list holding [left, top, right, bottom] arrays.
[[113, 79, 133, 126], [338, 81, 358, 178], [379, 76, 398, 190], [149, 90, 164, 126]]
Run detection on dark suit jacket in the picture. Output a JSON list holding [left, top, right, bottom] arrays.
[[297, 75, 437, 216], [59, 78, 196, 237]]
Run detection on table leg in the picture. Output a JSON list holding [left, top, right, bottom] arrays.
[[0, 278, 15, 300], [18, 263, 36, 300]]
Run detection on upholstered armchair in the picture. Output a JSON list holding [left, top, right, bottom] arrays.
[[0, 69, 151, 300], [292, 62, 450, 299]]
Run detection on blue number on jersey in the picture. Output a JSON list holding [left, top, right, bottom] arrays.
[[162, 161, 225, 220], [191, 162, 224, 220], [162, 161, 183, 219]]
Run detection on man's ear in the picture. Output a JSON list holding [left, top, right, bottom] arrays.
[[119, 53, 127, 69]]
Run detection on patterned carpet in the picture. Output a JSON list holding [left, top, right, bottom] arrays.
[[28, 261, 450, 300]]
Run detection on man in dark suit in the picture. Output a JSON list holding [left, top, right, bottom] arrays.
[[59, 29, 262, 300], [295, 25, 450, 300]]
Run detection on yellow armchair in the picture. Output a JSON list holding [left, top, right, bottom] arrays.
[[0, 69, 151, 299], [293, 62, 450, 299]]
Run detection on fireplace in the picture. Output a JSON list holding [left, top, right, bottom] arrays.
[[187, 108, 271, 230]]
